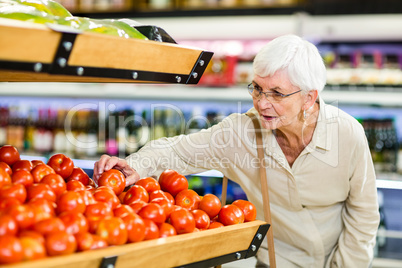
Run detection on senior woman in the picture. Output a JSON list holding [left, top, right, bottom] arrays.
[[94, 34, 380, 267]]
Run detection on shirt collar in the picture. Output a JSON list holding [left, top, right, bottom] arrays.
[[307, 95, 332, 152]]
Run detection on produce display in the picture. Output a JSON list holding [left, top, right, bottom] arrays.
[[0, 0, 148, 40], [0, 145, 257, 265]]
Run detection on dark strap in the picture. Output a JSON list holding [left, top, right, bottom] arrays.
[[246, 112, 276, 268]]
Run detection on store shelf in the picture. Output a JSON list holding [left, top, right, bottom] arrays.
[[131, 14, 402, 41], [0, 18, 212, 84], [1, 83, 402, 106]]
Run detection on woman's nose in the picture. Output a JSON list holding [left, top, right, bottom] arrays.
[[258, 96, 273, 109]]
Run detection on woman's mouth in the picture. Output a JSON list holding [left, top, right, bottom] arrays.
[[262, 115, 277, 121]]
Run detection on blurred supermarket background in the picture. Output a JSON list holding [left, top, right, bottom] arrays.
[[1, 0, 402, 265]]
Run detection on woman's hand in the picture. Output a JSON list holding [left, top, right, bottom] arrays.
[[93, 154, 140, 187]]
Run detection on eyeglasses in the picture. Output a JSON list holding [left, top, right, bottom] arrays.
[[248, 83, 301, 103]]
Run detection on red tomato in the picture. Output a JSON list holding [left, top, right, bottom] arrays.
[[75, 232, 94, 252], [118, 191, 127, 203], [11, 170, 34, 187], [87, 218, 101, 234], [45, 231, 77, 256], [138, 203, 166, 224], [6, 204, 35, 229], [84, 202, 113, 220], [123, 185, 149, 204], [175, 189, 201, 210], [232, 200, 257, 222], [169, 209, 195, 234], [0, 235, 23, 264], [56, 191, 86, 215], [158, 222, 177, 238], [98, 169, 126, 196], [135, 177, 160, 193], [121, 213, 146, 243], [47, 154, 74, 179], [0, 167, 11, 188], [0, 145, 20, 166], [191, 209, 210, 230], [66, 180, 86, 192], [66, 167, 90, 186], [32, 217, 66, 236], [128, 200, 147, 214], [26, 183, 56, 203], [208, 222, 224, 229], [142, 219, 159, 240], [19, 230, 45, 246], [0, 162, 12, 175], [31, 160, 44, 168], [158, 169, 188, 197], [41, 174, 67, 198], [96, 217, 127, 246], [0, 215, 18, 236], [89, 234, 108, 249], [199, 193, 222, 219], [149, 190, 175, 204], [113, 204, 135, 218], [20, 236, 47, 261], [12, 160, 33, 172], [150, 197, 174, 218], [0, 198, 21, 214], [59, 212, 88, 235], [28, 199, 56, 224], [77, 190, 96, 206], [0, 183, 26, 203], [92, 189, 120, 210], [31, 164, 55, 183], [218, 204, 245, 226]]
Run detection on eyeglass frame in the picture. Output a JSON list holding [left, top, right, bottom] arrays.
[[247, 83, 302, 102]]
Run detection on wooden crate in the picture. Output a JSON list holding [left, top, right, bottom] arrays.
[[6, 220, 269, 268], [0, 18, 213, 84]]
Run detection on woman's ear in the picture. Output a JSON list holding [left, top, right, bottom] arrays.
[[304, 89, 318, 110]]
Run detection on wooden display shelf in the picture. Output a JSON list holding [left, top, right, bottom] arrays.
[[0, 18, 213, 84], [6, 220, 269, 268]]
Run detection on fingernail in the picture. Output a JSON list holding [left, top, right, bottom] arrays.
[[105, 165, 109, 170]]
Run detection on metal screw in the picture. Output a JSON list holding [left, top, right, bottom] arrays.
[[77, 67, 84, 76], [256, 233, 263, 240], [199, 60, 205, 66], [63, 41, 73, 51], [192, 72, 198, 79], [175, 76, 181, 83], [33, 63, 42, 72], [58, 58, 67, 68], [132, 72, 138, 79], [251, 245, 257, 252], [235, 252, 241, 260]]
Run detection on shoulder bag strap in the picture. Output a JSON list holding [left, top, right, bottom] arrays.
[[246, 112, 276, 268]]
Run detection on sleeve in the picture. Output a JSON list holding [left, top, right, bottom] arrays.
[[327, 127, 380, 267], [125, 113, 252, 179]]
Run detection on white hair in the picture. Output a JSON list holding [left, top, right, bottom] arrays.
[[253, 34, 326, 93]]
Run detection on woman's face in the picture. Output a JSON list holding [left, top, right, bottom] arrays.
[[252, 70, 306, 131]]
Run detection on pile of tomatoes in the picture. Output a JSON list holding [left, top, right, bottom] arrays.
[[0, 145, 257, 265]]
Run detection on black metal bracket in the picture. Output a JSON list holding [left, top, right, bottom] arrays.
[[186, 51, 214, 84], [175, 223, 270, 268], [99, 255, 118, 268], [49, 31, 78, 75]]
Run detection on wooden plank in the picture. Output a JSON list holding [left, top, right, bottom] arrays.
[[7, 220, 266, 268], [0, 70, 154, 83], [69, 33, 202, 75], [0, 18, 60, 63]]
